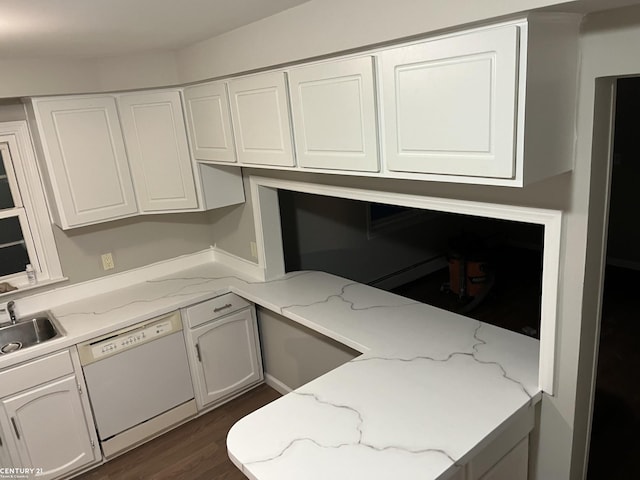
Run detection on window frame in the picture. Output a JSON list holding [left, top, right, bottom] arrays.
[[0, 121, 64, 291]]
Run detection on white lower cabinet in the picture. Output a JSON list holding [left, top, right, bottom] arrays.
[[2, 375, 97, 480], [183, 294, 263, 410], [0, 426, 13, 469], [463, 406, 533, 480], [0, 350, 100, 480], [478, 437, 528, 480]]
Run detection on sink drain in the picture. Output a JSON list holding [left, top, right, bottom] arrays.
[[1, 342, 22, 354]]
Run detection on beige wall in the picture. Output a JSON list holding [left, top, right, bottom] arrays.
[[0, 0, 581, 100], [0, 51, 179, 99], [208, 174, 257, 261], [52, 213, 215, 284], [257, 307, 359, 390], [0, 102, 220, 287], [176, 0, 578, 83], [569, 6, 640, 479]]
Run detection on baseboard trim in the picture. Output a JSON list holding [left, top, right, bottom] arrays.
[[264, 373, 292, 395], [607, 256, 640, 271], [370, 256, 448, 291], [212, 246, 265, 281]]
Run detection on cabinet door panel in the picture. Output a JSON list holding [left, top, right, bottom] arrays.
[[32, 96, 138, 227], [478, 437, 528, 480], [118, 91, 198, 212], [3, 375, 98, 480], [183, 82, 236, 163], [380, 25, 519, 178], [228, 72, 295, 167], [188, 308, 262, 408], [289, 56, 379, 172]]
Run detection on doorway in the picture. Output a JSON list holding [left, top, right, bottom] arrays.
[[587, 77, 640, 479]]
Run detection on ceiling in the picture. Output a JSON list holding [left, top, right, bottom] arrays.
[[0, 0, 310, 59], [2, 0, 640, 61]]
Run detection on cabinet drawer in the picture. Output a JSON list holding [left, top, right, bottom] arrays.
[[0, 350, 73, 398], [183, 293, 251, 328]]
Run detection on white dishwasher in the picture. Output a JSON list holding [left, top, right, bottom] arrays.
[[77, 311, 196, 458]]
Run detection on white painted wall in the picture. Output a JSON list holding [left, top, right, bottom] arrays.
[[257, 307, 359, 390], [176, 0, 577, 83], [567, 6, 640, 479], [90, 51, 180, 92], [0, 51, 179, 99]]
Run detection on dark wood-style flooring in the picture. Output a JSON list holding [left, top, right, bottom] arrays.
[[77, 384, 280, 480]]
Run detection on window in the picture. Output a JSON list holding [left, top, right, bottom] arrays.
[[0, 121, 63, 291], [0, 146, 36, 277]]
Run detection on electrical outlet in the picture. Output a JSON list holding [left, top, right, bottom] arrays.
[[101, 252, 115, 270], [250, 241, 258, 259]]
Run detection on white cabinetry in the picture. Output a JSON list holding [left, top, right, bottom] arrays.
[[379, 25, 519, 179], [183, 82, 236, 163], [0, 426, 13, 468], [288, 56, 379, 172], [0, 349, 100, 480], [117, 90, 198, 212], [183, 294, 263, 410], [378, 15, 579, 185], [478, 437, 528, 480], [228, 72, 295, 167], [27, 96, 138, 228], [28, 91, 246, 228]]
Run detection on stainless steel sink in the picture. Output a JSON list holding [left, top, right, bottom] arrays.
[[0, 313, 64, 354]]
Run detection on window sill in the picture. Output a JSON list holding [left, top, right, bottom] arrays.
[[0, 276, 69, 300]]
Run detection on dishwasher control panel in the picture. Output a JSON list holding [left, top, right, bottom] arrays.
[[77, 312, 182, 365], [91, 320, 173, 359]]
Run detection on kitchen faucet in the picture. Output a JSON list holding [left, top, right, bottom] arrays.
[[7, 301, 16, 324], [0, 301, 17, 325]]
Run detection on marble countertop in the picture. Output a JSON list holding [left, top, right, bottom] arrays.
[[0, 260, 541, 480]]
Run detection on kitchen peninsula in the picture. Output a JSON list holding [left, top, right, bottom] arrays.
[[3, 253, 540, 480]]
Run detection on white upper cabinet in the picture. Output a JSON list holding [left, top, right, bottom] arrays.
[[117, 90, 198, 212], [288, 56, 379, 172], [228, 72, 295, 167], [379, 25, 519, 179], [28, 96, 138, 229], [183, 82, 237, 163]]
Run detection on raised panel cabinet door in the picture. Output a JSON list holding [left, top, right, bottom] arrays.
[[118, 91, 198, 212], [380, 25, 520, 178], [289, 56, 379, 172], [0, 418, 17, 469], [31, 96, 138, 228], [188, 308, 262, 409], [183, 82, 237, 163], [228, 72, 295, 167], [2, 375, 99, 480], [478, 437, 528, 480]]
